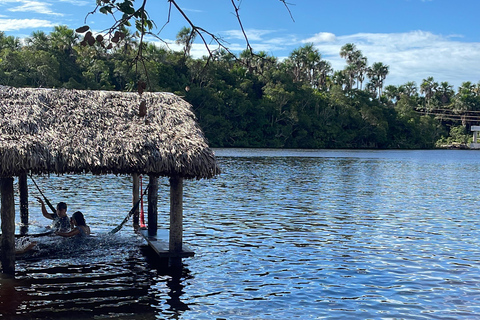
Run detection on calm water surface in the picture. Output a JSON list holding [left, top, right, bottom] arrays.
[[1, 149, 480, 319]]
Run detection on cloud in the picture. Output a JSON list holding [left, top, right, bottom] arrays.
[[0, 18, 54, 31], [57, 0, 90, 5], [223, 29, 276, 41], [7, 1, 63, 16], [306, 30, 480, 89], [126, 27, 480, 90], [302, 32, 336, 43]]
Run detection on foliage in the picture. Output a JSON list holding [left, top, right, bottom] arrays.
[[0, 27, 478, 149]]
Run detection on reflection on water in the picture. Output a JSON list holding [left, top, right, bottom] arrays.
[[2, 149, 480, 319]]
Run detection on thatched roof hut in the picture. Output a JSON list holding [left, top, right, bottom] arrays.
[[0, 86, 220, 179], [0, 86, 220, 276]]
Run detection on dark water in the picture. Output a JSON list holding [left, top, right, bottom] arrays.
[[2, 149, 480, 319]]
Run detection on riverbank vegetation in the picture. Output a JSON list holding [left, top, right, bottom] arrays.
[[1, 27, 479, 149]]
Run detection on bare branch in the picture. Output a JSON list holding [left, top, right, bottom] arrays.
[[230, 0, 253, 54], [78, 0, 296, 92], [279, 0, 295, 22]]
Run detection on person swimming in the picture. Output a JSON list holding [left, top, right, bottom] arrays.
[[55, 211, 91, 238]]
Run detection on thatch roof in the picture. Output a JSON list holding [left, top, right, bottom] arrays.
[[0, 86, 220, 179]]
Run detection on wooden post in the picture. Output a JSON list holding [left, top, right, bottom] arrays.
[[19, 173, 28, 226], [147, 175, 158, 236], [1, 177, 16, 277], [132, 173, 139, 229], [169, 176, 183, 252]]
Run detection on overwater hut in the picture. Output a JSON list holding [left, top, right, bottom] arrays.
[[0, 86, 220, 277]]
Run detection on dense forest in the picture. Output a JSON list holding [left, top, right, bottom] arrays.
[[1, 26, 480, 149]]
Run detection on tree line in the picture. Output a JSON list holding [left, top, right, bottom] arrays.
[[1, 26, 479, 149]]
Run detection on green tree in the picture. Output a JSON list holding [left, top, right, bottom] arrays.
[[0, 32, 20, 51], [420, 77, 438, 109], [367, 62, 389, 98]]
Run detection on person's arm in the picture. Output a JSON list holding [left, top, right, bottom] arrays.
[[56, 228, 80, 238], [36, 197, 53, 220]]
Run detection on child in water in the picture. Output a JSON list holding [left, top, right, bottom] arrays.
[[56, 211, 91, 238]]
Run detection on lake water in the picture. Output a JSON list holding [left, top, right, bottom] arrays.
[[1, 148, 480, 319]]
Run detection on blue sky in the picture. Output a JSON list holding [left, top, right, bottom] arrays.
[[1, 0, 480, 89]]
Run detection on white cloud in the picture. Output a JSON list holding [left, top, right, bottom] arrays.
[[302, 32, 336, 43], [8, 1, 63, 16], [0, 18, 54, 31], [306, 30, 480, 89], [124, 28, 480, 90], [57, 0, 90, 5], [223, 29, 275, 41]]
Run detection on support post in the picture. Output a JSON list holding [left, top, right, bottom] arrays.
[[147, 175, 158, 236], [1, 177, 16, 277], [19, 173, 28, 224], [169, 176, 183, 253], [132, 173, 139, 230]]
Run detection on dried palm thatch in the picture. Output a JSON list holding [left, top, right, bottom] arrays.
[[0, 86, 220, 179]]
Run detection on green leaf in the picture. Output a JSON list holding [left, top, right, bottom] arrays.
[[99, 5, 112, 14], [118, 1, 135, 14], [146, 20, 153, 30]]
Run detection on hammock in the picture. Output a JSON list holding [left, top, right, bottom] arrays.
[[29, 174, 148, 235], [109, 185, 148, 234]]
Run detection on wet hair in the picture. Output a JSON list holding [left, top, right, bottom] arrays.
[[57, 202, 67, 211], [72, 211, 86, 226]]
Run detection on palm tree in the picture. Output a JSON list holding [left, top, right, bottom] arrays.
[[286, 44, 325, 88], [435, 81, 454, 107], [339, 43, 357, 88], [176, 26, 197, 56], [402, 81, 418, 98], [314, 60, 332, 90], [339, 43, 357, 64], [0, 32, 20, 51], [355, 54, 368, 89], [50, 26, 78, 56], [340, 43, 367, 90], [367, 62, 389, 98], [454, 82, 480, 126], [420, 77, 438, 108], [25, 31, 50, 51], [332, 70, 349, 91]]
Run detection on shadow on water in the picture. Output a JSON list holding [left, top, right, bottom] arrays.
[[0, 233, 193, 320]]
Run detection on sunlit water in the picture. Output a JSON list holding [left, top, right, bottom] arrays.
[[1, 149, 480, 319]]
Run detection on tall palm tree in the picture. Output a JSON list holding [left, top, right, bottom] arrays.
[[340, 43, 367, 90], [355, 54, 368, 89], [340, 43, 357, 64], [339, 43, 357, 88], [420, 77, 438, 108], [367, 62, 389, 98]]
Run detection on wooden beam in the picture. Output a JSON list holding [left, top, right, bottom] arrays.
[[132, 173, 139, 229], [169, 176, 183, 252], [1, 177, 16, 277], [147, 175, 158, 236]]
